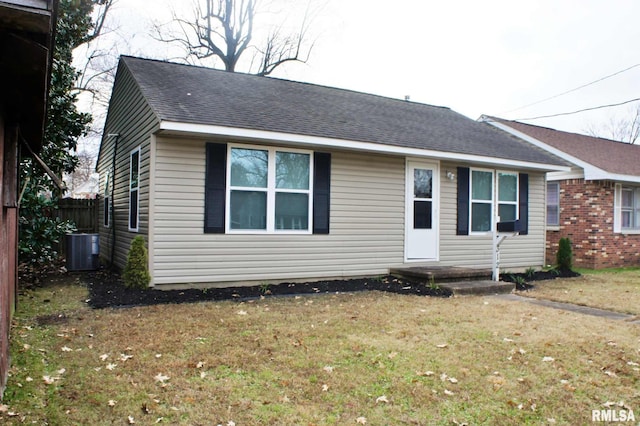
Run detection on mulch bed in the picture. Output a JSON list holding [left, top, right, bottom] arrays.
[[20, 262, 580, 309], [83, 269, 453, 309], [501, 268, 581, 290]]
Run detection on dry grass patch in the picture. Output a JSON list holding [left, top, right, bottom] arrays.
[[3, 276, 640, 425], [523, 269, 640, 315]]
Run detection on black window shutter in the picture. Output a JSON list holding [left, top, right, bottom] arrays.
[[313, 152, 331, 234], [456, 167, 470, 235], [518, 173, 529, 235], [204, 143, 227, 233]]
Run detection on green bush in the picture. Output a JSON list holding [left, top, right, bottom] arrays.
[[19, 191, 76, 265], [556, 237, 573, 271], [123, 236, 151, 289]]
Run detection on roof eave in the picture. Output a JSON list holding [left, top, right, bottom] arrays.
[[484, 118, 640, 181], [158, 120, 570, 172]]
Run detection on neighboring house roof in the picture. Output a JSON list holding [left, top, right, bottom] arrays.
[[118, 56, 567, 170], [482, 116, 640, 182]]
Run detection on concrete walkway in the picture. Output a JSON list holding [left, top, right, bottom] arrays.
[[495, 293, 640, 324]]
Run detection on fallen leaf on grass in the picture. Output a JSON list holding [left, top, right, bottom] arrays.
[[120, 354, 134, 362], [128, 415, 135, 424], [356, 416, 367, 424], [154, 373, 170, 383], [43, 376, 56, 385], [61, 346, 72, 352], [108, 400, 116, 407], [376, 395, 389, 404], [436, 344, 448, 348], [236, 310, 247, 316], [542, 357, 555, 362], [106, 363, 117, 371], [444, 389, 455, 396], [323, 365, 334, 374], [100, 354, 109, 361], [487, 375, 505, 390], [322, 384, 329, 392]]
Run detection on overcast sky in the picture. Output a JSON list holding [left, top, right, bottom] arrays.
[[90, 0, 640, 139]]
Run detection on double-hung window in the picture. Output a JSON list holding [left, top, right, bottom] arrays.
[[129, 148, 140, 232], [470, 170, 494, 232], [498, 172, 518, 222], [227, 146, 312, 233], [470, 170, 519, 232], [621, 186, 640, 230], [461, 168, 524, 235], [546, 182, 560, 226]]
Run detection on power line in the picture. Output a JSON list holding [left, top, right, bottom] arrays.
[[503, 63, 640, 114], [513, 97, 640, 121]]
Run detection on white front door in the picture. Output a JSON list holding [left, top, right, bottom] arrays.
[[405, 161, 439, 260]]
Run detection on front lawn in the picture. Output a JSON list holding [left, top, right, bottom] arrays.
[[522, 268, 640, 316], [2, 272, 639, 425]]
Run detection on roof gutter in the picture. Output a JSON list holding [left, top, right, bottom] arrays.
[[158, 120, 571, 173]]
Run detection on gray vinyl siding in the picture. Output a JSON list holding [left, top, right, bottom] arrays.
[[438, 161, 547, 269], [96, 63, 159, 270], [152, 138, 406, 287], [151, 139, 547, 287]]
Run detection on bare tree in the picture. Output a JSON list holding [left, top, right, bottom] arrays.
[[153, 0, 315, 76], [64, 151, 99, 198], [585, 103, 640, 144], [74, 0, 119, 111]]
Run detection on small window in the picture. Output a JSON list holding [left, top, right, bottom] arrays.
[[129, 148, 140, 232], [227, 145, 312, 233], [103, 169, 112, 228], [498, 172, 518, 222], [621, 187, 640, 230], [546, 182, 560, 226]]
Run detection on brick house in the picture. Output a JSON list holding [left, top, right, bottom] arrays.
[[483, 116, 640, 269]]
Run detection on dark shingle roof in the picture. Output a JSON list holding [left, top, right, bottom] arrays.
[[121, 56, 566, 167], [488, 117, 640, 176]]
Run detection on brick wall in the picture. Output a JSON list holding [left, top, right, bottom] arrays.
[[546, 179, 640, 268]]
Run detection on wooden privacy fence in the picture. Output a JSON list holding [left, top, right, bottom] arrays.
[[57, 198, 99, 255]]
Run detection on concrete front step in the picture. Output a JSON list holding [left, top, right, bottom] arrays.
[[439, 280, 515, 296], [389, 266, 513, 296]]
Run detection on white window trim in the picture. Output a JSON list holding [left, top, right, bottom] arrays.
[[546, 181, 560, 227], [128, 147, 141, 232], [225, 144, 314, 234], [617, 184, 640, 233], [103, 169, 112, 228], [469, 168, 521, 235], [469, 168, 494, 235], [497, 171, 519, 222]]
